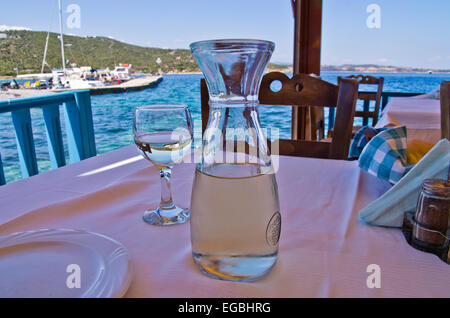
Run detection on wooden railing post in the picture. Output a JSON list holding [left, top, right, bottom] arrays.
[[11, 108, 39, 178], [0, 154, 5, 186], [64, 91, 97, 163], [75, 91, 96, 158], [43, 104, 66, 169]]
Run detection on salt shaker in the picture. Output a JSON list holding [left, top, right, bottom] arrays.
[[412, 179, 450, 254]]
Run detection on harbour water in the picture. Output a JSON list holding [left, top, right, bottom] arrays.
[[1, 72, 450, 183]]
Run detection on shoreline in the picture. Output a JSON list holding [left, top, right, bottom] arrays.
[[161, 70, 450, 75], [132, 69, 450, 76], [0, 75, 163, 100], [3, 71, 450, 81]]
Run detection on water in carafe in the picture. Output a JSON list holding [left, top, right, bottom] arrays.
[[190, 40, 281, 282]]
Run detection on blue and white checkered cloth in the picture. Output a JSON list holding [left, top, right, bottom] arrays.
[[359, 139, 450, 227], [349, 126, 388, 158], [351, 126, 413, 184]]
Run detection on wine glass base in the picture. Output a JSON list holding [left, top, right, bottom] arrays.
[[143, 206, 190, 226]]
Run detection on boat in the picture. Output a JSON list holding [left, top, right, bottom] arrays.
[[2, 74, 163, 97], [110, 64, 132, 82], [52, 74, 163, 95], [3, 1, 163, 96]]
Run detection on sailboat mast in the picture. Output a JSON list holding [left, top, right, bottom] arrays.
[[58, 0, 66, 73], [41, 32, 50, 74]]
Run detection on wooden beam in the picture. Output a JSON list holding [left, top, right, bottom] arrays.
[[64, 91, 97, 163], [441, 81, 450, 140], [292, 0, 323, 140], [43, 103, 66, 169], [11, 108, 39, 178], [0, 153, 6, 186]]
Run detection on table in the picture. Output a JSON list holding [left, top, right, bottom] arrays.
[[376, 97, 441, 144], [1, 145, 449, 297]]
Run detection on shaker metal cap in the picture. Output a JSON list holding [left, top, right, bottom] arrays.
[[422, 179, 450, 197]]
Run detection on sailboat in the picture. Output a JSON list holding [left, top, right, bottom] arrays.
[[51, 0, 106, 89], [10, 0, 163, 94], [17, 0, 106, 89]]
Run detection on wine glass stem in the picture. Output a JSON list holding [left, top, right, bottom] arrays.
[[159, 168, 175, 210]]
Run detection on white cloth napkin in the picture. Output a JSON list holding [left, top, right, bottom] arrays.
[[359, 139, 450, 228]]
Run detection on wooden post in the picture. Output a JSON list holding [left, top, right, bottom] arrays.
[[0, 153, 6, 186], [11, 108, 39, 178], [43, 104, 66, 169], [64, 91, 97, 163], [441, 81, 450, 140], [292, 0, 323, 140], [74, 91, 97, 158]]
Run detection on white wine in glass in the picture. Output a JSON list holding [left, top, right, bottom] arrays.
[[134, 105, 193, 226], [135, 131, 192, 169]]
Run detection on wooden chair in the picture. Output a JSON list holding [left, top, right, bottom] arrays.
[[201, 72, 359, 160], [329, 75, 384, 138], [441, 81, 450, 140]]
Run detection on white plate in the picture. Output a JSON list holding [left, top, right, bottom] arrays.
[[0, 229, 133, 298]]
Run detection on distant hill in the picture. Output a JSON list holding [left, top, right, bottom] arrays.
[[0, 30, 287, 76], [265, 64, 450, 74], [1, 30, 447, 77], [0, 30, 201, 76], [321, 64, 450, 74]]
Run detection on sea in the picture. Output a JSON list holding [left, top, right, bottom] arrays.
[[1, 72, 450, 184]]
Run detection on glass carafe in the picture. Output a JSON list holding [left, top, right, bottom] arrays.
[[190, 39, 281, 282]]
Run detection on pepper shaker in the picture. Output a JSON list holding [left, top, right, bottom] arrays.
[[412, 179, 450, 257]]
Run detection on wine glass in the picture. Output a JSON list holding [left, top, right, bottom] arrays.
[[134, 104, 193, 226]]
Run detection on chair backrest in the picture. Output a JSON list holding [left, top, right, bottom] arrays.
[[338, 75, 384, 126], [201, 72, 359, 160], [441, 81, 450, 140]]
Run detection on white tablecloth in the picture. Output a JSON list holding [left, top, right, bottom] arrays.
[[376, 97, 441, 144], [1, 145, 449, 297]]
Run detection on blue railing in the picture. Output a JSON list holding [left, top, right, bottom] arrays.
[[0, 90, 96, 185]]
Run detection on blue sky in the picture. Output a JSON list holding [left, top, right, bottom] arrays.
[[0, 0, 449, 69]]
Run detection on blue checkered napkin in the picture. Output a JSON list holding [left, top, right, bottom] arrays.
[[358, 126, 412, 184], [349, 126, 388, 158]]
